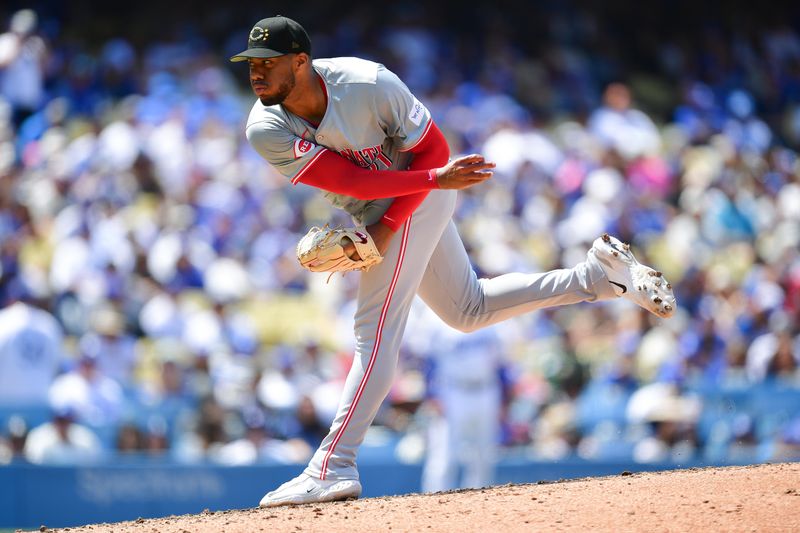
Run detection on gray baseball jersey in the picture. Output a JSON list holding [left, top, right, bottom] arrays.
[[246, 57, 429, 225], [246, 57, 618, 482]]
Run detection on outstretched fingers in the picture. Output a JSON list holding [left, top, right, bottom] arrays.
[[437, 155, 496, 189], [454, 153, 486, 164]]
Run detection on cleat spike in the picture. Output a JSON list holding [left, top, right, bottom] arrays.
[[591, 233, 676, 318]]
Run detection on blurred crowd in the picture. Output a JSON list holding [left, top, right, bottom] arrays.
[[0, 1, 799, 473]]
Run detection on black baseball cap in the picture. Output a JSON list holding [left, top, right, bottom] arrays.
[[230, 16, 311, 62]]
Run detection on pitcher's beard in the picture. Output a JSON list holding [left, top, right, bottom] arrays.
[[258, 77, 295, 106]]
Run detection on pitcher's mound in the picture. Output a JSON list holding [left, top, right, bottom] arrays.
[[47, 462, 800, 532]]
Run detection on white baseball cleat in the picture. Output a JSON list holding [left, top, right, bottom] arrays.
[[259, 473, 362, 508], [590, 233, 676, 318]]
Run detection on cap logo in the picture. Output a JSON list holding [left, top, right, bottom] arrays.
[[249, 26, 269, 42]]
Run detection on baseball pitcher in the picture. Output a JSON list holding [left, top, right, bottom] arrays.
[[230, 15, 676, 507]]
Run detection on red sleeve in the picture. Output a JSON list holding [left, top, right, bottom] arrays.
[[380, 122, 450, 231], [293, 149, 439, 199]]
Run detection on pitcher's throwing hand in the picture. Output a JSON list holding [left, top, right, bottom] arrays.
[[434, 155, 495, 190]]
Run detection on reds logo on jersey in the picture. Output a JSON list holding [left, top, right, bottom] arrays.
[[294, 138, 316, 158], [338, 145, 393, 170]]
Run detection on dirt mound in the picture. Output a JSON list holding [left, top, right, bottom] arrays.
[[31, 462, 799, 533]]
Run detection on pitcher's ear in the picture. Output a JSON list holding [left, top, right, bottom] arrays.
[[294, 52, 310, 69]]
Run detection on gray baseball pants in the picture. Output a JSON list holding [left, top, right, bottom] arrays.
[[304, 189, 617, 481]]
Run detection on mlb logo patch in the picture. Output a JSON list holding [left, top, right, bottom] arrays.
[[294, 138, 316, 158], [408, 98, 425, 126]]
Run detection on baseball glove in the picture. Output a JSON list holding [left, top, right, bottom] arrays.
[[296, 224, 383, 275]]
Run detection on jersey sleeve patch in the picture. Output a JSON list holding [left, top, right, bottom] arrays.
[[408, 97, 426, 126], [293, 138, 317, 159]]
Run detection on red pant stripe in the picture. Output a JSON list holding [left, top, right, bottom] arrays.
[[320, 217, 411, 479]]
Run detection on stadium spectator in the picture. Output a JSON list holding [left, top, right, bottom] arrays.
[[79, 306, 138, 385], [142, 416, 170, 455], [746, 323, 800, 383], [47, 349, 125, 426], [115, 422, 144, 454], [23, 407, 103, 464], [626, 382, 702, 463], [292, 395, 328, 450], [587, 82, 661, 162], [771, 417, 800, 461], [0, 9, 47, 127], [211, 406, 313, 465], [0, 294, 63, 405], [0, 415, 28, 464]]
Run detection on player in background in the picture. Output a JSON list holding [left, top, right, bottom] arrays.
[[230, 15, 676, 507], [419, 320, 508, 493]]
